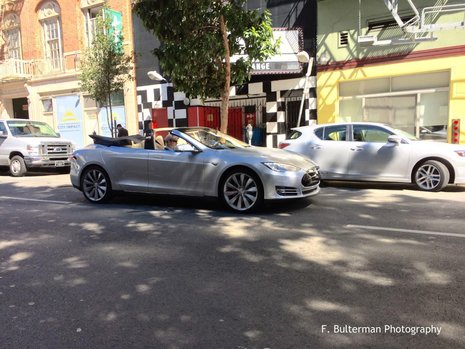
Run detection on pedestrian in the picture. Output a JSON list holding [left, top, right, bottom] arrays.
[[143, 120, 155, 149], [116, 123, 129, 138], [116, 123, 131, 146]]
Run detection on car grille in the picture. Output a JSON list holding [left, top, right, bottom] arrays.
[[301, 168, 320, 187], [39, 143, 72, 159]]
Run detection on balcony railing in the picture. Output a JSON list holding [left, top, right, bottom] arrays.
[[0, 59, 33, 79], [0, 53, 81, 81]]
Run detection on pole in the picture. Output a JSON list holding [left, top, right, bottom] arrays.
[[296, 57, 313, 128]]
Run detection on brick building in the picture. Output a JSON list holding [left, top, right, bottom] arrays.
[[0, 0, 137, 148]]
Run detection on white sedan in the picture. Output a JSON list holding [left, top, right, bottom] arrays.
[[279, 122, 465, 192]]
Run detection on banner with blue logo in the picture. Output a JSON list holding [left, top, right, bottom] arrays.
[[98, 106, 126, 137], [56, 95, 84, 148]]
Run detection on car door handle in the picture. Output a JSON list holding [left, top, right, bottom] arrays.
[[311, 145, 322, 150], [350, 147, 363, 152]]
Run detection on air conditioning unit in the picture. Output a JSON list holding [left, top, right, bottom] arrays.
[[357, 35, 376, 46]]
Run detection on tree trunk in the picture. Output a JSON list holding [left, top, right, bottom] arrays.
[[219, 14, 231, 134]]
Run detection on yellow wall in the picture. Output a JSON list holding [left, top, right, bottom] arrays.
[[317, 55, 465, 144]]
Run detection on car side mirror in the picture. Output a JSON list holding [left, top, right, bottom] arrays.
[[387, 135, 402, 144]]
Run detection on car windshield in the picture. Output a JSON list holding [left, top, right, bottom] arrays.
[[183, 128, 249, 149], [394, 128, 418, 141], [7, 120, 59, 138]]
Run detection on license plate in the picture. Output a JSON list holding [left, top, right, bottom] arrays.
[[55, 161, 66, 167]]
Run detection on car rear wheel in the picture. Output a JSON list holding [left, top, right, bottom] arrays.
[[81, 166, 112, 203], [9, 155, 27, 177], [414, 160, 449, 192], [220, 169, 263, 213]]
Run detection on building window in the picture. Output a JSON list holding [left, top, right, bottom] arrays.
[[3, 13, 21, 60], [84, 6, 103, 46], [38, 1, 63, 71], [42, 98, 53, 113], [339, 71, 450, 141], [5, 28, 21, 60]]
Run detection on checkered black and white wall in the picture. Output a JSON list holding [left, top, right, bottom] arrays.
[[136, 75, 316, 147]]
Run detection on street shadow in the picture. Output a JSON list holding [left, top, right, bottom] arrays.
[[0, 167, 68, 177], [1, 180, 464, 348], [322, 180, 465, 193]]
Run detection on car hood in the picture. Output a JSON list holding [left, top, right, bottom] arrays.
[[15, 136, 74, 145], [227, 146, 317, 169]]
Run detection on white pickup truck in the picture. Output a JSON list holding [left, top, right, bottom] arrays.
[[0, 119, 75, 177]]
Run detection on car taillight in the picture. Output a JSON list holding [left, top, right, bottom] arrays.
[[452, 119, 460, 144], [279, 142, 290, 149]]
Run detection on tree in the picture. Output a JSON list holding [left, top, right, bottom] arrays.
[[79, 7, 133, 137], [133, 0, 279, 134]]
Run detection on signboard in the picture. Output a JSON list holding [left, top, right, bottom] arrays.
[[98, 106, 126, 137], [105, 9, 123, 52], [56, 95, 84, 148], [231, 28, 304, 75]]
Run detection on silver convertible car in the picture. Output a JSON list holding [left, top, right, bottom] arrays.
[[279, 122, 465, 192], [70, 127, 320, 212]]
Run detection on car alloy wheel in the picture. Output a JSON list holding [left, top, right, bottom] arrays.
[[9, 155, 27, 177], [414, 160, 449, 192], [222, 170, 263, 212], [81, 167, 112, 203]]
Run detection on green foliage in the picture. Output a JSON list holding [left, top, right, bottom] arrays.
[[133, 0, 279, 100], [79, 7, 132, 135]]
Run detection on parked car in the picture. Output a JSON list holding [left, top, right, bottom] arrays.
[[70, 127, 321, 212], [0, 119, 75, 177], [279, 122, 465, 192]]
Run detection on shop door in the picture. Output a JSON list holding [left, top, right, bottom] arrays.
[[152, 108, 169, 128], [13, 98, 29, 119], [228, 107, 243, 141]]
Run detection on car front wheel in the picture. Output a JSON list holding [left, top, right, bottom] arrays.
[[9, 155, 27, 177], [414, 160, 449, 192], [220, 169, 263, 213], [81, 166, 112, 203]]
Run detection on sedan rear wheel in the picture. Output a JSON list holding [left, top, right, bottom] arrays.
[[414, 160, 449, 192], [221, 169, 263, 213], [81, 166, 112, 203]]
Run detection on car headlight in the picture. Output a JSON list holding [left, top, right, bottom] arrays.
[[262, 162, 300, 172], [26, 144, 39, 155]]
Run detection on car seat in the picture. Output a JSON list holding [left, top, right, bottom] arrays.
[[155, 135, 165, 149]]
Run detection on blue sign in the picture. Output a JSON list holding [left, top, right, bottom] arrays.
[[98, 106, 126, 137], [56, 95, 84, 148]]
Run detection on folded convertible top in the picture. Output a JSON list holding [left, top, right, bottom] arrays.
[[89, 134, 146, 146]]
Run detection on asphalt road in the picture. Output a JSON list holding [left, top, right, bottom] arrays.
[[1, 171, 465, 349]]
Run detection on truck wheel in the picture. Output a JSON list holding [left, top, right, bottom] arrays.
[[9, 155, 27, 177]]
